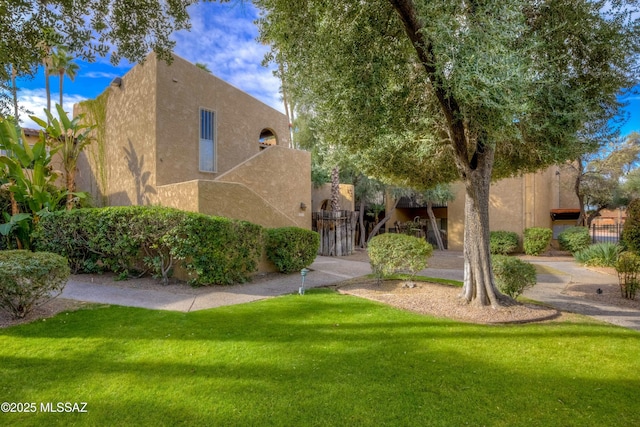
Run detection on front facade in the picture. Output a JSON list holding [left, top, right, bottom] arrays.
[[76, 53, 311, 229]]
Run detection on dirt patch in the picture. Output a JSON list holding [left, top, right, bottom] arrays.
[[337, 278, 564, 325], [0, 298, 89, 329]]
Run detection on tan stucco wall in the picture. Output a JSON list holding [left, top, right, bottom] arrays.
[[153, 54, 290, 186], [446, 165, 580, 250], [157, 180, 301, 229], [214, 145, 311, 229], [75, 52, 310, 230], [311, 183, 355, 212]]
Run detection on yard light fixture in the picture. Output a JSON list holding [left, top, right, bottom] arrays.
[[110, 77, 122, 88], [299, 268, 310, 295]]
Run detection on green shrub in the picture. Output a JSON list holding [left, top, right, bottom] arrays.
[[492, 255, 537, 298], [558, 226, 591, 253], [615, 251, 640, 300], [0, 250, 70, 318], [265, 227, 320, 273], [490, 231, 519, 255], [177, 214, 263, 285], [368, 233, 433, 280], [573, 243, 621, 267], [33, 206, 264, 286], [523, 227, 552, 256], [621, 199, 640, 253]]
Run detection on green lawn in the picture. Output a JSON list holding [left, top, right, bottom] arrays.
[[1, 289, 639, 426]]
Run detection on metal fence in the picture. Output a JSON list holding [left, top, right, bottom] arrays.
[[590, 223, 623, 244]]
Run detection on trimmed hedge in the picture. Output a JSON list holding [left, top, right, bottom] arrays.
[[33, 206, 263, 286], [368, 233, 433, 279], [0, 250, 70, 318], [265, 227, 320, 273], [492, 255, 536, 298], [523, 227, 553, 256], [490, 231, 519, 255], [558, 226, 590, 254]]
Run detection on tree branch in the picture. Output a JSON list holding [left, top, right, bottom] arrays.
[[387, 0, 469, 173]]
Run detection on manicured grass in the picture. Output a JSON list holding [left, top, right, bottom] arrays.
[[1, 289, 639, 426]]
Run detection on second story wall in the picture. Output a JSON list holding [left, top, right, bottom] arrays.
[[154, 54, 290, 186]]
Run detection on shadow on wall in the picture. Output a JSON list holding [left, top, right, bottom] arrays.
[[123, 139, 157, 205]]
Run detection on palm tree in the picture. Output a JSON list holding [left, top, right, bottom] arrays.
[[50, 46, 79, 108]]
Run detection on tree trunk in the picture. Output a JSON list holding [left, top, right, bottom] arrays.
[[575, 159, 586, 226], [331, 166, 340, 212], [358, 199, 366, 248], [65, 170, 75, 210], [10, 64, 19, 122], [59, 70, 64, 107], [367, 197, 400, 242], [426, 200, 444, 250], [458, 147, 513, 307]]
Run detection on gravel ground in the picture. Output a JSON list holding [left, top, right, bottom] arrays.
[[336, 278, 564, 325]]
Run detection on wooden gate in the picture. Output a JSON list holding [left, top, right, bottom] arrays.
[[312, 210, 357, 256]]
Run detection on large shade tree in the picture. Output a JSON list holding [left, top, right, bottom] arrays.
[[257, 0, 639, 306]]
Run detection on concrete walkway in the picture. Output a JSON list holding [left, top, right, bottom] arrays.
[[523, 258, 640, 331], [61, 254, 640, 331]]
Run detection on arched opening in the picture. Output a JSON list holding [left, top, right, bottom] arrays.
[[259, 128, 277, 149]]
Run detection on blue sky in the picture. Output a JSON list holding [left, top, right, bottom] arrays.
[[15, 1, 640, 138]]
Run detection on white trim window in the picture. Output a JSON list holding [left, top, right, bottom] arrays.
[[199, 108, 216, 172]]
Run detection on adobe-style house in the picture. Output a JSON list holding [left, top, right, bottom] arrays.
[[75, 53, 311, 229], [387, 165, 581, 250]]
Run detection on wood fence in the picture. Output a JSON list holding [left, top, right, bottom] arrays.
[[312, 210, 357, 256]]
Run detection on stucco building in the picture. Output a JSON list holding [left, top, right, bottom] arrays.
[[387, 165, 581, 250], [75, 53, 311, 229]]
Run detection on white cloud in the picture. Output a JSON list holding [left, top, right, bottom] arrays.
[[17, 88, 87, 129], [171, 2, 284, 113], [82, 71, 120, 80]]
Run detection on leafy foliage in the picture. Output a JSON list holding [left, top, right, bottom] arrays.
[[33, 206, 264, 286], [573, 243, 621, 267], [621, 199, 640, 254], [265, 227, 320, 273], [0, 0, 195, 86], [615, 252, 640, 300], [368, 233, 433, 280], [0, 250, 70, 319], [491, 255, 537, 299], [31, 104, 95, 210], [523, 228, 553, 256], [558, 227, 591, 254], [490, 231, 519, 255]]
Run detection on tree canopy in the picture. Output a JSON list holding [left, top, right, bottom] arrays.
[[0, 0, 198, 84], [257, 0, 639, 306]]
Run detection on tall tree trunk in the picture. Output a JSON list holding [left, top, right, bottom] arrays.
[[65, 170, 75, 210], [575, 158, 586, 226], [59, 70, 64, 107], [358, 199, 366, 248], [10, 64, 19, 122], [426, 200, 444, 251], [44, 58, 51, 124], [458, 146, 512, 307], [331, 166, 340, 212]]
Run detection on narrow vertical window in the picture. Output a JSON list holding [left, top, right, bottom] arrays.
[[199, 109, 215, 172]]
